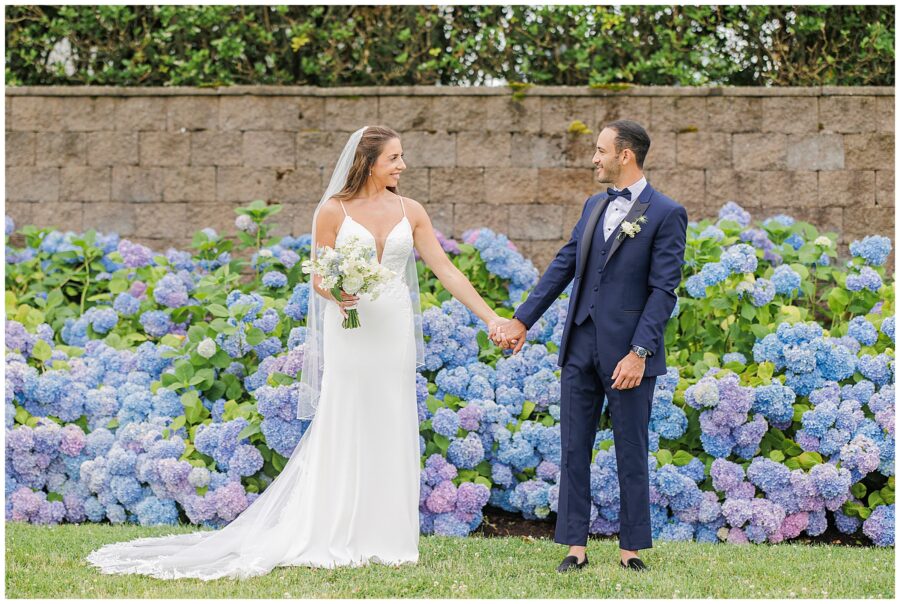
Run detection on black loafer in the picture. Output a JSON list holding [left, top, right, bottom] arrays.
[[619, 557, 648, 571], [557, 553, 589, 573]]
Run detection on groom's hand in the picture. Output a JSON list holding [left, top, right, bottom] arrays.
[[611, 351, 645, 390], [495, 319, 527, 354]]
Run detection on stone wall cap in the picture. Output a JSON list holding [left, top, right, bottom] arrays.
[[5, 85, 895, 97]]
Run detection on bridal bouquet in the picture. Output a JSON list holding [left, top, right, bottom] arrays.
[[301, 236, 396, 329]]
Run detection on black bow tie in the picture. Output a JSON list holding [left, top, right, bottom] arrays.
[[607, 187, 632, 202]]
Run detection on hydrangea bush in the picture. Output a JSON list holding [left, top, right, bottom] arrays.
[[5, 200, 895, 547]]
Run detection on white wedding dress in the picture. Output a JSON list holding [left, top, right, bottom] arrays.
[[86, 200, 421, 581]]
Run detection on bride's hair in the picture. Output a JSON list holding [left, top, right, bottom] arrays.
[[332, 125, 401, 201]]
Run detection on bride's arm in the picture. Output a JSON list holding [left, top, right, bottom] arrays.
[[406, 199, 503, 329], [311, 201, 357, 315]]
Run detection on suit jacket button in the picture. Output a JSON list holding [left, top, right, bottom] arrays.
[[593, 287, 598, 292], [590, 304, 594, 309], [600, 250, 607, 255]]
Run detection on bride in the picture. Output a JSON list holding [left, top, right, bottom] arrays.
[[86, 125, 511, 580]]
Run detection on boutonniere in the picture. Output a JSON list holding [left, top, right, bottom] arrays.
[[617, 215, 648, 240]]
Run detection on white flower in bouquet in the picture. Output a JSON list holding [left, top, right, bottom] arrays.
[[301, 236, 396, 328]]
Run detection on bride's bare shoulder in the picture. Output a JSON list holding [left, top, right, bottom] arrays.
[[401, 197, 429, 223], [317, 197, 346, 224]]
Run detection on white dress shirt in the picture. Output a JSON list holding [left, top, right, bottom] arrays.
[[602, 176, 647, 241]]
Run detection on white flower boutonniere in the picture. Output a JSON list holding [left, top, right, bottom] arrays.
[[617, 215, 648, 241]]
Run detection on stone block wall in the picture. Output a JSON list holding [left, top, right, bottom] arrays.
[[5, 85, 894, 271]]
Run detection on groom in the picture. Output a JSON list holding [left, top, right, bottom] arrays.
[[493, 120, 687, 573]]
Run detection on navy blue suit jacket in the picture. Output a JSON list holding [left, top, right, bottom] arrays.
[[513, 182, 687, 376]]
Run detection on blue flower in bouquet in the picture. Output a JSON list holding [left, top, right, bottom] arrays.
[[848, 316, 878, 346], [846, 266, 882, 292], [721, 244, 758, 274], [850, 235, 892, 267], [717, 201, 751, 228], [771, 265, 801, 296]]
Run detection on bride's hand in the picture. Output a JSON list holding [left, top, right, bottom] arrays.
[[487, 316, 508, 346], [331, 289, 359, 319]]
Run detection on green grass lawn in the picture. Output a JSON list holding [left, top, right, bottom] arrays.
[[5, 521, 894, 598]]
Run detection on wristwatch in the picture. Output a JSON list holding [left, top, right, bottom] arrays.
[[631, 345, 650, 359]]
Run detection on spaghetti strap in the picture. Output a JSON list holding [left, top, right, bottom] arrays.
[[338, 200, 349, 217], [399, 196, 406, 217]]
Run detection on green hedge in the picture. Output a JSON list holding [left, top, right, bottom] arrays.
[[5, 5, 894, 87]]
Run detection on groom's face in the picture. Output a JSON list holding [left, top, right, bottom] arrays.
[[592, 128, 622, 184]]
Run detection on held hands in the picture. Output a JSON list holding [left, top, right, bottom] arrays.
[[611, 351, 646, 390], [489, 317, 528, 354]]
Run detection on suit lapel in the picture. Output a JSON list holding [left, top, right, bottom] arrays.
[[602, 184, 655, 271], [576, 194, 611, 279]]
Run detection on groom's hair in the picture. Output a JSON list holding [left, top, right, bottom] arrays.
[[334, 125, 401, 200], [605, 120, 651, 168]]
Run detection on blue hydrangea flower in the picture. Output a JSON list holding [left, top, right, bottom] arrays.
[[717, 201, 751, 228], [849, 236, 892, 267], [848, 316, 878, 346], [846, 267, 882, 292], [262, 271, 288, 289], [771, 265, 801, 296], [721, 244, 758, 274]]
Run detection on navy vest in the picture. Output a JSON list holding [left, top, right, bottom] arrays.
[[572, 201, 617, 325]]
